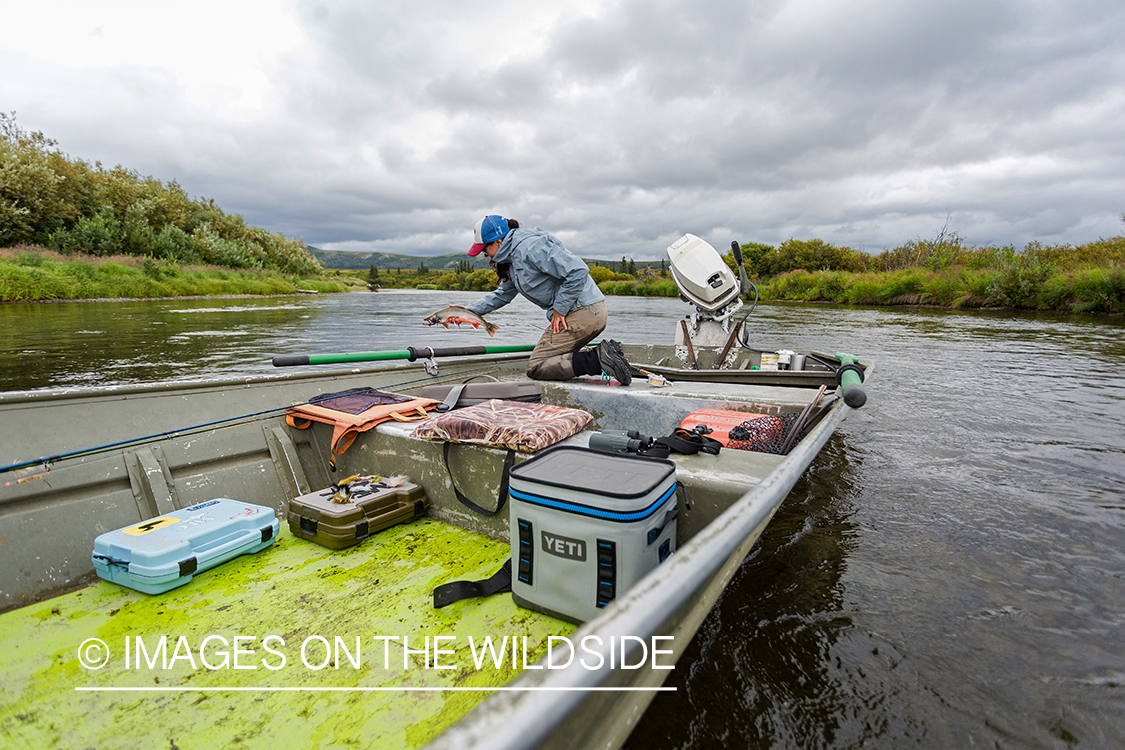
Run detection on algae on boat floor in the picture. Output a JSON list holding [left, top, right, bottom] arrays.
[[2, 520, 574, 750]]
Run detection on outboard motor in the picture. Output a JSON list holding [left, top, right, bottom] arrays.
[[666, 234, 750, 361], [667, 234, 740, 314]]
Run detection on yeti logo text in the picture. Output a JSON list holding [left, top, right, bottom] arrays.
[[541, 532, 586, 561]]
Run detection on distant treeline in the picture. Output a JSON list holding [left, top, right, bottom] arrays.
[[0, 114, 320, 275]]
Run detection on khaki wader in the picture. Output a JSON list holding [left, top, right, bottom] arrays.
[[525, 301, 607, 380]]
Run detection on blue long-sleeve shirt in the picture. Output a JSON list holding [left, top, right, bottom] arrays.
[[466, 227, 604, 321]]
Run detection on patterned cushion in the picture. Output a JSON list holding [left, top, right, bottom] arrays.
[[411, 399, 592, 452]]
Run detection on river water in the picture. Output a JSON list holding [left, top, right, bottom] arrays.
[[3, 290, 1124, 748]]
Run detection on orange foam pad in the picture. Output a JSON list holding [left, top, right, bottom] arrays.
[[678, 408, 769, 446]]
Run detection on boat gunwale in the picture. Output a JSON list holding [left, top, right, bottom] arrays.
[[0, 352, 533, 405], [426, 385, 861, 750]]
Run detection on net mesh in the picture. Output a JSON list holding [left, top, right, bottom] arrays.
[[309, 387, 413, 415], [726, 413, 804, 454]]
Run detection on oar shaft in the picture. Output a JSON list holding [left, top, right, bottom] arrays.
[[273, 344, 535, 367]]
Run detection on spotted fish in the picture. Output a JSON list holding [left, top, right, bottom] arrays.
[[422, 305, 498, 336]]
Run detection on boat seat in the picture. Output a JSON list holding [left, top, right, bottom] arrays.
[[370, 399, 786, 544]]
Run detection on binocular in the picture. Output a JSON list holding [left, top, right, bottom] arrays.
[[588, 429, 653, 454]]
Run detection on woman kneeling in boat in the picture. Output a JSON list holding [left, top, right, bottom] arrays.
[[465, 214, 631, 385]]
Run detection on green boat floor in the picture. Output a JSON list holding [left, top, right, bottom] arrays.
[[1, 518, 574, 750]]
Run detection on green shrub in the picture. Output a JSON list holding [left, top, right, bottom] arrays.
[[878, 269, 927, 302], [841, 277, 882, 305], [151, 225, 199, 263], [758, 238, 860, 276], [47, 210, 123, 256], [463, 268, 498, 290]]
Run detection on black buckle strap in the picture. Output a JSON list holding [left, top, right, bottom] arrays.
[[638, 429, 722, 459], [433, 559, 512, 608]]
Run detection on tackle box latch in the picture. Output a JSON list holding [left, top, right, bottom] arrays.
[[178, 557, 198, 577]]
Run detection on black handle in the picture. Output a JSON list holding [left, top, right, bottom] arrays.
[[272, 354, 310, 367]]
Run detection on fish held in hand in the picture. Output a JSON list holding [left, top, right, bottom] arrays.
[[422, 305, 498, 337]]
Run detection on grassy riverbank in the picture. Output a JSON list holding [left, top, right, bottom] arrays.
[[9, 236, 1123, 315], [756, 263, 1125, 313], [0, 246, 358, 301]]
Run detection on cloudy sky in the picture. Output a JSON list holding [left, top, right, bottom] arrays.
[[3, 0, 1123, 260]]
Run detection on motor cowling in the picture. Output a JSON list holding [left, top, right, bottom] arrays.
[[666, 234, 740, 314]]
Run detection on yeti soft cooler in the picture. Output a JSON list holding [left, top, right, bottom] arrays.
[[91, 498, 279, 594], [507, 446, 679, 623]]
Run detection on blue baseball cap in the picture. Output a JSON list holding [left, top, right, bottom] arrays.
[[469, 215, 510, 256]]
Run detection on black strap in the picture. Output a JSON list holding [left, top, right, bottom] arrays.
[[442, 442, 514, 517], [433, 559, 512, 608], [638, 429, 723, 459]]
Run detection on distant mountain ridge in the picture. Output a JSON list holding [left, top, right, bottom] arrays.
[[309, 247, 668, 272], [309, 247, 491, 271]]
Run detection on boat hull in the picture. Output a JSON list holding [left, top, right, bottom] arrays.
[[0, 349, 864, 749]]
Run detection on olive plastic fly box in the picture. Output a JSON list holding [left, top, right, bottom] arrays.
[[507, 446, 679, 624], [288, 478, 428, 549], [91, 498, 279, 595]]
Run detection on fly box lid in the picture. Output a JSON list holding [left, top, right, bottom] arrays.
[[92, 498, 279, 595], [509, 445, 675, 506], [288, 477, 428, 549]]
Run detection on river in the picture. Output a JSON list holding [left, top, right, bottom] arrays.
[[3, 290, 1124, 748]]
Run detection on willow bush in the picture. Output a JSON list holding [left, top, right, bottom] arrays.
[[1, 113, 320, 275]]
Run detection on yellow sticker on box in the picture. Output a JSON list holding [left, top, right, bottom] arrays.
[[122, 516, 181, 535]]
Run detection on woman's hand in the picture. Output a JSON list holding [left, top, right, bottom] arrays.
[[550, 311, 569, 333]]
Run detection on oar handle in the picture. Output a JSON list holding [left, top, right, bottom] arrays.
[[834, 353, 867, 408], [272, 344, 535, 367]]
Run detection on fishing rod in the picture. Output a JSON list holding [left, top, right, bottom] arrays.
[[0, 366, 499, 477], [272, 344, 535, 367]]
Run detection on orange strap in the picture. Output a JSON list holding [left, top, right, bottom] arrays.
[[285, 396, 439, 456]]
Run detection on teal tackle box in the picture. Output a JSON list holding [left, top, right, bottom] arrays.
[[508, 446, 679, 624], [91, 499, 279, 594]]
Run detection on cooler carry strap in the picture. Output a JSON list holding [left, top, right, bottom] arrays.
[[436, 374, 499, 412], [442, 442, 515, 517], [433, 558, 512, 608]]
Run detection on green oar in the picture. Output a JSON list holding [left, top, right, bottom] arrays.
[[273, 344, 536, 368]]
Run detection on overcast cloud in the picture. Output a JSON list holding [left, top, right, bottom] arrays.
[[3, 0, 1123, 259]]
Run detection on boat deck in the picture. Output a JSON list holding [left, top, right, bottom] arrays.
[[1, 518, 574, 750]]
